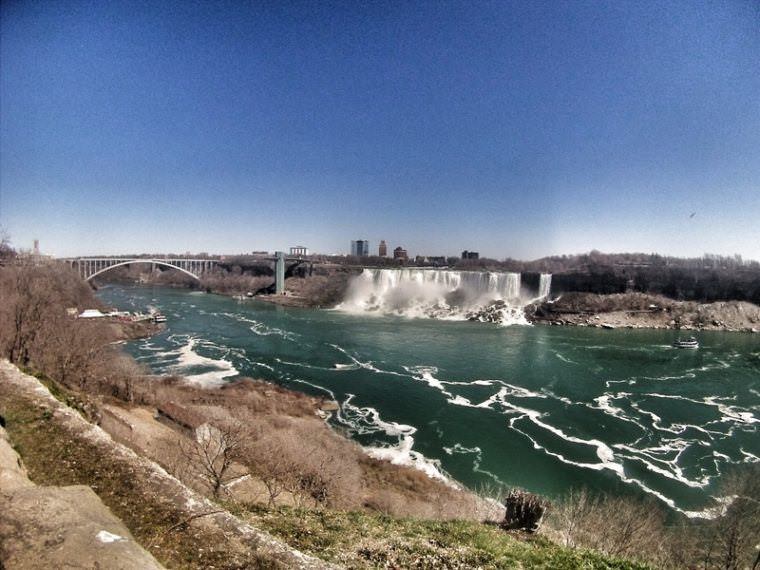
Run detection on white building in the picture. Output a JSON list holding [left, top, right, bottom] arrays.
[[289, 246, 309, 256], [78, 309, 106, 318]]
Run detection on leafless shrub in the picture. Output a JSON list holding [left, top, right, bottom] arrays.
[[548, 487, 595, 549], [0, 264, 114, 386], [0, 228, 15, 261], [289, 443, 353, 509], [243, 423, 363, 510], [546, 488, 673, 566], [180, 421, 248, 498], [104, 354, 148, 403], [501, 488, 549, 533], [31, 314, 108, 391], [247, 433, 299, 507], [0, 266, 58, 365], [157, 435, 193, 482], [472, 481, 509, 521], [698, 467, 760, 570], [362, 489, 409, 516]]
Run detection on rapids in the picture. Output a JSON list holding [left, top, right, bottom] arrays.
[[97, 285, 760, 518]]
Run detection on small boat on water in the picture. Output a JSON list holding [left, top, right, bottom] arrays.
[[153, 313, 167, 324], [673, 337, 699, 349]]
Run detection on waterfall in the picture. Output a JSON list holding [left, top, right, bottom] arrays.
[[337, 268, 529, 324], [538, 273, 552, 299]]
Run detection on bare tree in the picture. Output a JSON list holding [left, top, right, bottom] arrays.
[[180, 421, 247, 498], [700, 467, 760, 570], [0, 228, 15, 262], [249, 435, 298, 507], [546, 488, 672, 566], [287, 447, 345, 509], [0, 267, 57, 365], [33, 313, 107, 390], [550, 487, 593, 548]]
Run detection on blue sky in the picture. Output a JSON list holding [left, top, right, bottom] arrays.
[[1, 0, 759, 259]]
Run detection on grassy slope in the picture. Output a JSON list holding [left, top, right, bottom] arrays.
[[0, 379, 280, 569], [233, 505, 652, 570]]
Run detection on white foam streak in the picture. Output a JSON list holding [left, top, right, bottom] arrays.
[[172, 337, 239, 387], [221, 312, 298, 341], [739, 449, 759, 462], [613, 442, 711, 488], [443, 444, 506, 484], [365, 438, 451, 483], [338, 395, 454, 484], [330, 344, 407, 377]]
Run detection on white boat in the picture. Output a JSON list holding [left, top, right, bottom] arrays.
[[673, 337, 699, 349], [153, 313, 167, 324]]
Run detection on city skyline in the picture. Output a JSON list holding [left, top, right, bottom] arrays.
[[2, 1, 759, 260]]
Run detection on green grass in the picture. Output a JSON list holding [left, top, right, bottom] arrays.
[[233, 504, 653, 569], [18, 366, 95, 420]]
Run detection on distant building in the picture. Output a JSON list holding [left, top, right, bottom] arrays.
[[378, 240, 387, 257], [351, 240, 370, 257], [461, 250, 479, 260], [290, 246, 309, 256], [33, 239, 40, 256], [393, 246, 408, 260], [251, 251, 269, 256], [78, 309, 106, 319]]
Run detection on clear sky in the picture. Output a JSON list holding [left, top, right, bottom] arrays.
[[1, 0, 759, 259]]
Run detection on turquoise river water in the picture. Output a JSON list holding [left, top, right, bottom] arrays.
[[97, 285, 759, 518]]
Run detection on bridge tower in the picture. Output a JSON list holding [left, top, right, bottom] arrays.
[[275, 251, 286, 294]]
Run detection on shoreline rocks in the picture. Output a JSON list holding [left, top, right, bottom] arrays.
[[527, 292, 760, 333]]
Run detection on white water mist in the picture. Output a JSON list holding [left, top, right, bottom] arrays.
[[538, 273, 552, 300], [338, 268, 549, 324]]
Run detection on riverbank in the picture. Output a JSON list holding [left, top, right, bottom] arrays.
[[0, 361, 659, 569], [255, 292, 319, 308], [0, 360, 332, 569], [95, 262, 760, 332], [527, 292, 760, 332], [5, 265, 760, 568], [108, 319, 166, 341]]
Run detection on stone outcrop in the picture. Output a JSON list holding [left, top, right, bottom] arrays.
[[0, 425, 32, 492], [0, 360, 336, 569], [1, 483, 164, 569], [1, 424, 163, 569], [528, 293, 760, 332]]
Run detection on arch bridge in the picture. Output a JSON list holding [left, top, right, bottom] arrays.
[[63, 257, 219, 282], [64, 252, 299, 294]]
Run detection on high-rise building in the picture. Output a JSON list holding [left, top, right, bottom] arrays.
[[378, 240, 387, 257], [393, 246, 408, 260], [350, 240, 370, 257], [461, 250, 479, 260], [33, 239, 40, 256]]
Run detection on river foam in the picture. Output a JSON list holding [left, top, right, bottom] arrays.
[[389, 362, 759, 518], [99, 284, 759, 520], [337, 395, 453, 483]]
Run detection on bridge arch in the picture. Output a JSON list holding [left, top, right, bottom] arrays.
[[85, 259, 201, 282]]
